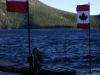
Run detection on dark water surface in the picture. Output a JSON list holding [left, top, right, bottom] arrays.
[[0, 28, 100, 75]]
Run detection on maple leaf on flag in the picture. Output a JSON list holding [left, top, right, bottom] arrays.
[[79, 12, 88, 22]]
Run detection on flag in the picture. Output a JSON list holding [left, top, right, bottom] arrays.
[[76, 4, 90, 29], [6, 0, 28, 13]]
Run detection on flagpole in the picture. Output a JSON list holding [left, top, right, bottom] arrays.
[[27, 1, 33, 75], [27, 0, 31, 54], [88, 2, 91, 75]]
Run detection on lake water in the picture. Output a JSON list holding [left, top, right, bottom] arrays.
[[0, 28, 100, 75]]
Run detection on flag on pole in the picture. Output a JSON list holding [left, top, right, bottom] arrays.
[[76, 4, 90, 29], [6, 0, 28, 13]]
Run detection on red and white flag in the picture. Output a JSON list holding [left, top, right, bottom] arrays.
[[76, 4, 90, 29], [6, 0, 28, 13]]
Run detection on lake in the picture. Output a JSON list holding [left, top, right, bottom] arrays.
[[0, 28, 100, 75]]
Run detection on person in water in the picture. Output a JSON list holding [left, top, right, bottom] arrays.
[[32, 48, 43, 75]]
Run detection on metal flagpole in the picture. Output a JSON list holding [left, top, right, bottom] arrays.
[[27, 0, 33, 75], [88, 2, 91, 75]]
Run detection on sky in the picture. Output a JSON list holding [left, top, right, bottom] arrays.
[[39, 0, 99, 15]]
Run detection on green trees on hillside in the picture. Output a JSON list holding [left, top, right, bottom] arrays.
[[0, 1, 100, 29]]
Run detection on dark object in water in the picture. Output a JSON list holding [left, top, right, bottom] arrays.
[[0, 66, 76, 75], [0, 61, 76, 75]]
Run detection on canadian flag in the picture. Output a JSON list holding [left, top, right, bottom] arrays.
[[76, 4, 90, 29], [6, 0, 28, 13]]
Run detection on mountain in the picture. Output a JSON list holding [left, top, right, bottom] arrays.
[[0, 0, 100, 29]]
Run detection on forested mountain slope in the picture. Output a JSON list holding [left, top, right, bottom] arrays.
[[0, 0, 100, 29]]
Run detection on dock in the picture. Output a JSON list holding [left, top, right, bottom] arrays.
[[0, 61, 76, 75]]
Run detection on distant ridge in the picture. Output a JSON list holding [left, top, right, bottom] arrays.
[[0, 0, 100, 29]]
